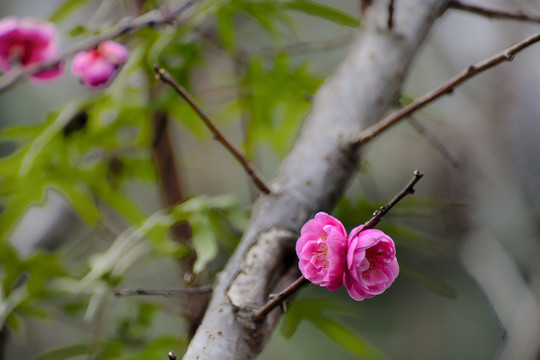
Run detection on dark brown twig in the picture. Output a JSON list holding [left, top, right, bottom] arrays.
[[253, 170, 423, 319], [408, 116, 460, 167], [360, 170, 423, 232], [0, 0, 197, 93], [153, 65, 272, 194], [355, 32, 540, 146], [448, 0, 540, 24], [114, 287, 212, 297], [388, 0, 396, 29], [253, 275, 308, 320]]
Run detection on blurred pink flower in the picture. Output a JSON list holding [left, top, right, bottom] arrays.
[[295, 212, 348, 291], [71, 41, 128, 90], [343, 226, 399, 301], [0, 17, 63, 83]]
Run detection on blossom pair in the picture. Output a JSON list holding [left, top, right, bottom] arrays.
[[296, 212, 399, 301], [0, 17, 128, 89]]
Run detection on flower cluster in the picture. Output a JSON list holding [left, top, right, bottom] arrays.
[[0, 17, 128, 90], [296, 212, 399, 301]]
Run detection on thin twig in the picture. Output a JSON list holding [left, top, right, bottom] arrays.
[[408, 115, 461, 167], [388, 0, 396, 29], [114, 287, 212, 297], [153, 65, 272, 194], [448, 0, 540, 24], [253, 170, 424, 319], [0, 0, 197, 93], [253, 275, 308, 320], [355, 32, 540, 146], [360, 170, 423, 231]]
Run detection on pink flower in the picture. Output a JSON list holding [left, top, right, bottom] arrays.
[[343, 226, 399, 301], [0, 17, 63, 83], [71, 41, 128, 90], [296, 212, 348, 291]]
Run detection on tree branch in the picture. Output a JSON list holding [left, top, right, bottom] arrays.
[[0, 0, 197, 93], [355, 32, 540, 146], [181, 1, 448, 359], [448, 0, 540, 24], [153, 65, 272, 195]]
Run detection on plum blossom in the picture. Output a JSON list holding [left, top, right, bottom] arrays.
[[343, 226, 399, 301], [295, 212, 348, 291], [0, 17, 63, 83], [71, 41, 128, 90]]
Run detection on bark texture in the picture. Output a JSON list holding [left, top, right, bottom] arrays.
[[182, 1, 448, 358]]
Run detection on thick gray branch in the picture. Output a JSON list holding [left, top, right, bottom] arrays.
[[182, 1, 448, 359]]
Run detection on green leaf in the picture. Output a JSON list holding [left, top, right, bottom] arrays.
[[5, 312, 23, 332], [216, 7, 235, 49], [311, 316, 386, 360], [68, 25, 87, 37], [400, 266, 458, 299], [0, 124, 42, 142], [51, 184, 100, 225], [0, 180, 46, 241], [168, 98, 211, 140], [282, 297, 385, 359], [0, 285, 28, 328], [191, 216, 218, 274], [129, 336, 186, 360], [75, 210, 175, 296], [281, 298, 354, 339], [240, 54, 321, 157], [92, 182, 146, 225], [285, 0, 360, 27], [19, 102, 79, 177], [49, 0, 89, 23], [381, 223, 446, 254], [35, 343, 92, 360]]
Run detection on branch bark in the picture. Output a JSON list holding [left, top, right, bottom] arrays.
[[182, 1, 448, 359]]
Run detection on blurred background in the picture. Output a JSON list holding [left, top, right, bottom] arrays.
[[1, 0, 540, 359]]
